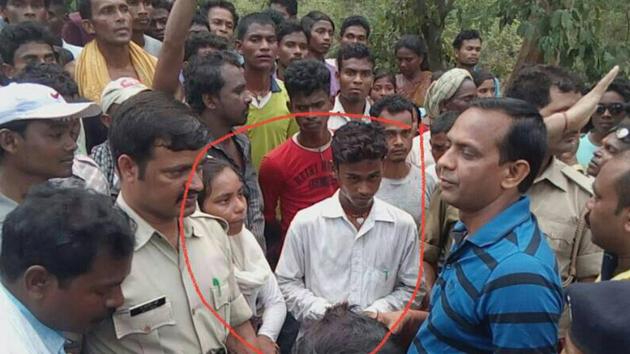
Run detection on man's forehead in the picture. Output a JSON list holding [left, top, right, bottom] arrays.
[[344, 26, 367, 35], [451, 108, 508, 143], [244, 23, 276, 38], [7, 0, 45, 5], [282, 31, 307, 43], [16, 42, 54, 55], [93, 0, 127, 10], [340, 58, 373, 71], [381, 110, 413, 126], [312, 20, 333, 30]]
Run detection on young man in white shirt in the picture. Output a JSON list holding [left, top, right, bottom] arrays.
[[276, 120, 423, 329], [328, 43, 374, 131]]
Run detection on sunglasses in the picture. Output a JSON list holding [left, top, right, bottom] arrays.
[[595, 103, 625, 116]]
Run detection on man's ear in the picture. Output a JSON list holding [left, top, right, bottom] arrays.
[[623, 207, 630, 234], [100, 114, 113, 128], [81, 19, 95, 36], [23, 265, 55, 300], [117, 154, 139, 183], [1, 63, 15, 79], [0, 129, 21, 156], [501, 160, 530, 191], [234, 40, 242, 54], [202, 93, 218, 110]]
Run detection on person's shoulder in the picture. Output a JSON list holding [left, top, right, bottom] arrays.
[[264, 138, 294, 160], [188, 209, 230, 234], [375, 197, 416, 227], [291, 196, 333, 223], [560, 162, 593, 195]]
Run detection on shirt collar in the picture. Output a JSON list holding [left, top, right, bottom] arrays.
[[0, 284, 66, 354], [321, 190, 395, 223], [453, 196, 532, 248], [116, 194, 197, 251], [270, 76, 281, 93], [534, 157, 568, 192], [332, 95, 371, 116]]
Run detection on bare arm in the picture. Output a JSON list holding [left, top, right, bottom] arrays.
[[226, 321, 259, 354], [546, 66, 619, 145], [152, 0, 196, 96]]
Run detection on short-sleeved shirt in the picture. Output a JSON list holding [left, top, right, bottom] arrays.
[[530, 158, 602, 285], [84, 196, 252, 354], [246, 78, 299, 170], [410, 197, 563, 353], [327, 95, 371, 132], [576, 134, 598, 168]]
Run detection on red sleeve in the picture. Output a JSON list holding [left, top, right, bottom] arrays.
[[258, 153, 285, 223]]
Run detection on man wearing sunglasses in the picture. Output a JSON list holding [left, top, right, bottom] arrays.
[[577, 78, 630, 168]]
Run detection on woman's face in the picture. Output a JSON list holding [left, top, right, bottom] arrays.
[[370, 76, 396, 102], [201, 167, 247, 235]]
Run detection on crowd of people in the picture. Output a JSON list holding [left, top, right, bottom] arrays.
[[0, 0, 629, 353]]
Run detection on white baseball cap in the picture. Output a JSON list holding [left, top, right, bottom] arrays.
[[0, 83, 102, 125], [100, 77, 149, 115]]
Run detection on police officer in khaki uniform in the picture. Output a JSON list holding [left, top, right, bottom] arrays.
[[84, 91, 257, 353]]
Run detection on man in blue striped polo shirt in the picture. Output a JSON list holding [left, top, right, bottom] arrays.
[[409, 98, 563, 353]]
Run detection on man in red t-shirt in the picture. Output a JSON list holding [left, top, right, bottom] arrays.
[[259, 59, 338, 267]]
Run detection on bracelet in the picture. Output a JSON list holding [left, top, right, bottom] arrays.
[[562, 112, 569, 133]]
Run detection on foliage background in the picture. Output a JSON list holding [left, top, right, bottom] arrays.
[[230, 0, 628, 85]]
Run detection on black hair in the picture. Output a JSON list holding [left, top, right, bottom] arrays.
[[615, 151, 630, 213], [109, 91, 209, 178], [340, 15, 370, 38], [151, 0, 172, 11], [184, 50, 242, 114], [283, 59, 330, 100], [15, 62, 78, 99], [200, 0, 239, 26], [198, 157, 242, 205], [606, 77, 630, 102], [336, 42, 374, 71], [505, 64, 584, 110], [369, 94, 415, 119], [293, 303, 403, 354], [0, 185, 134, 286], [184, 31, 229, 61], [277, 19, 305, 42], [0, 120, 29, 160], [236, 12, 276, 41], [470, 98, 548, 193], [269, 0, 297, 17], [77, 0, 92, 20], [301, 10, 335, 40], [452, 29, 482, 50], [373, 69, 396, 88], [0, 22, 56, 65], [472, 69, 495, 87], [430, 111, 460, 135], [191, 11, 210, 31], [0, 0, 51, 9], [261, 8, 286, 27], [332, 121, 387, 167], [394, 34, 430, 71]]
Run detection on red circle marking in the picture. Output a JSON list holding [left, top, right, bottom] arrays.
[[178, 111, 427, 354]]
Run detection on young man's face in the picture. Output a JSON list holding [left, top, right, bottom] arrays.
[[430, 131, 450, 162], [47, 3, 67, 36], [308, 20, 333, 57], [340, 25, 368, 46], [290, 89, 333, 135], [437, 107, 514, 213], [120, 145, 205, 220], [455, 38, 481, 67], [370, 76, 395, 103], [3, 119, 78, 179], [148, 7, 168, 41], [127, 0, 152, 33], [396, 47, 422, 78], [277, 31, 307, 68], [381, 109, 414, 163], [591, 90, 626, 134], [586, 160, 630, 253], [338, 57, 373, 103], [587, 129, 630, 177], [3, 41, 56, 78], [1, 0, 47, 24], [269, 3, 291, 20], [39, 251, 132, 333], [237, 23, 277, 72], [212, 64, 251, 127], [82, 0, 133, 46], [207, 6, 234, 40], [335, 159, 382, 210], [477, 79, 495, 98]]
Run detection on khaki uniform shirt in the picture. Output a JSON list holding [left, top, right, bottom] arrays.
[[530, 158, 602, 285], [85, 196, 252, 354], [422, 187, 459, 266]]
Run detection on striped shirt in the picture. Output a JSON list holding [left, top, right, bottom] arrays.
[[409, 196, 563, 353]]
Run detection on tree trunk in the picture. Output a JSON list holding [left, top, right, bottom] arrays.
[[505, 33, 545, 90]]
